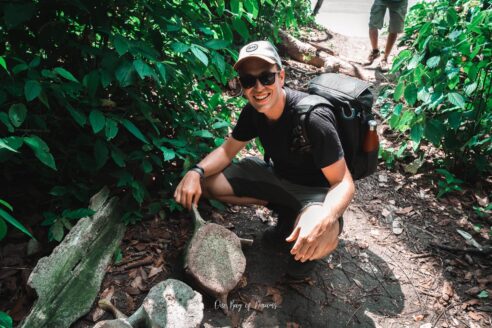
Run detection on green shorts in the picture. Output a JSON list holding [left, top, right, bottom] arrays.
[[223, 156, 343, 233], [369, 0, 408, 33]]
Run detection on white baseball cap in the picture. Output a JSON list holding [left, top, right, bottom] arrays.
[[234, 41, 282, 70]]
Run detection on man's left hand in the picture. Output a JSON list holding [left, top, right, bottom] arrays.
[[285, 205, 339, 262]]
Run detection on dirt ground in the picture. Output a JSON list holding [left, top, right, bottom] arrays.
[[1, 27, 491, 328]]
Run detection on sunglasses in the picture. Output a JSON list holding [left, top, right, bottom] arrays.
[[238, 71, 279, 89]]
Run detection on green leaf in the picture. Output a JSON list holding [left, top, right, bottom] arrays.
[[212, 53, 226, 74], [244, 0, 259, 18], [105, 118, 118, 140], [410, 124, 424, 144], [424, 119, 444, 146], [0, 113, 14, 132], [205, 39, 230, 50], [83, 70, 100, 98], [141, 159, 153, 173], [54, 67, 79, 83], [133, 59, 154, 79], [404, 83, 418, 106], [212, 121, 229, 129], [0, 219, 7, 241], [426, 56, 440, 68], [131, 180, 145, 204], [66, 104, 86, 127], [94, 139, 109, 169], [24, 80, 41, 102], [111, 146, 126, 167], [464, 82, 477, 96], [50, 221, 64, 242], [232, 18, 249, 41], [8, 103, 27, 128], [63, 208, 96, 220], [0, 56, 7, 72], [448, 92, 465, 109], [171, 42, 190, 53], [121, 119, 149, 144], [0, 310, 13, 328], [0, 140, 17, 152], [0, 137, 22, 153], [191, 46, 209, 66], [89, 110, 106, 134], [155, 63, 167, 84], [0, 199, 13, 212], [194, 130, 214, 138], [231, 0, 241, 15], [161, 146, 176, 161], [477, 290, 489, 299], [393, 82, 404, 101], [113, 247, 123, 264], [24, 135, 57, 170], [0, 208, 34, 239], [209, 199, 227, 211], [115, 61, 135, 87], [114, 35, 129, 56]]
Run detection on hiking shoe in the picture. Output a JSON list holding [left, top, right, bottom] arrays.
[[286, 257, 317, 280], [364, 49, 380, 66]]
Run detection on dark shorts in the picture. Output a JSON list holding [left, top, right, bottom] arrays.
[[222, 156, 343, 233]]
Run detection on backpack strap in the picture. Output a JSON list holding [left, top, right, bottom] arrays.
[[291, 95, 332, 152]]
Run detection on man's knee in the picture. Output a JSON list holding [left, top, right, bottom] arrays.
[[202, 173, 234, 199]]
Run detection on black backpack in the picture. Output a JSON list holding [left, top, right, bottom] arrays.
[[290, 73, 378, 180]]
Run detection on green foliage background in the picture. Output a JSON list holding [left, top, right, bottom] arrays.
[[380, 0, 491, 188], [0, 0, 313, 241]]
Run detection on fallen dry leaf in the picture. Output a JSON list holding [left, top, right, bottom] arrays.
[[130, 276, 145, 291], [92, 286, 115, 321], [237, 275, 248, 289], [266, 287, 283, 305], [468, 311, 485, 321], [382, 208, 391, 217], [286, 322, 300, 328], [462, 299, 481, 310], [441, 281, 454, 301], [466, 286, 482, 295], [414, 314, 425, 321], [396, 206, 413, 215], [474, 194, 489, 207], [148, 265, 163, 278]]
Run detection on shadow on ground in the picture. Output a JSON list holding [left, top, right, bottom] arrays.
[[187, 209, 405, 327]]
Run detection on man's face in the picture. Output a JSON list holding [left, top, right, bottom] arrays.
[[237, 58, 285, 115]]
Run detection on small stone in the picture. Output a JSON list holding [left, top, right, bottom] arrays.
[[94, 318, 132, 328], [420, 323, 432, 328]]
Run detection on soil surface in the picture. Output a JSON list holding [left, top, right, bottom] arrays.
[[1, 27, 491, 328]]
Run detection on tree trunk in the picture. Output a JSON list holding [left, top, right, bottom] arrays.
[[313, 0, 324, 16], [277, 29, 365, 79]]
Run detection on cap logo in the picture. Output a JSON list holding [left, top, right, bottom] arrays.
[[245, 44, 258, 52]]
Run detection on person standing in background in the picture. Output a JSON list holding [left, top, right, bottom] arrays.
[[364, 0, 409, 70]]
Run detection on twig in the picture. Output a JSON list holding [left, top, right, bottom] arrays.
[[433, 302, 461, 326], [239, 238, 254, 247], [430, 242, 492, 255], [345, 304, 363, 327], [387, 256, 424, 311], [418, 289, 441, 298], [116, 256, 154, 271], [408, 253, 433, 259], [405, 223, 440, 239]]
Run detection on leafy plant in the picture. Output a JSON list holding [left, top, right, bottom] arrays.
[[381, 0, 491, 183], [0, 312, 12, 328], [435, 168, 464, 198], [0, 0, 313, 242], [0, 199, 34, 241]]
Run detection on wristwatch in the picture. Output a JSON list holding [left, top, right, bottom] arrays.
[[190, 164, 205, 178]]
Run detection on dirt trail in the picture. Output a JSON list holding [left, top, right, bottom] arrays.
[[73, 30, 492, 328]]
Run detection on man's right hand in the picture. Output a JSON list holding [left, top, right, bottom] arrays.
[[174, 170, 203, 210]]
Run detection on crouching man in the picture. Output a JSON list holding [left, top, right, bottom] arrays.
[[174, 40, 355, 279]]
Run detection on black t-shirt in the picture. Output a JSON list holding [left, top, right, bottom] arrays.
[[232, 87, 344, 187]]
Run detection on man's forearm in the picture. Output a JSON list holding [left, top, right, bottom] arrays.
[[321, 178, 355, 227], [196, 145, 234, 177]]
